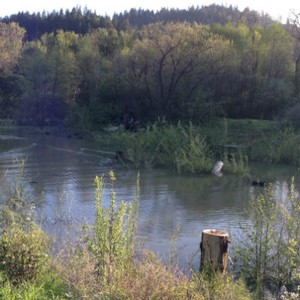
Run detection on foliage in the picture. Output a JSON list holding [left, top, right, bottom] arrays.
[[0, 159, 36, 228], [0, 268, 70, 299], [58, 245, 253, 300], [235, 178, 300, 298], [191, 271, 252, 300], [0, 7, 297, 126], [104, 121, 215, 173], [0, 22, 25, 75], [252, 127, 300, 165], [89, 171, 139, 278], [0, 160, 50, 284], [222, 151, 250, 175], [0, 223, 50, 284]]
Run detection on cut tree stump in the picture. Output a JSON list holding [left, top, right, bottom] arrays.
[[200, 229, 230, 273]]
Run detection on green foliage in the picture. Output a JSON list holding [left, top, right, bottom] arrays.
[[0, 22, 25, 75], [107, 121, 215, 173], [0, 223, 50, 284], [0, 7, 297, 124], [90, 171, 139, 277], [235, 178, 300, 298], [222, 152, 249, 175], [175, 134, 212, 174], [191, 271, 252, 300], [0, 160, 50, 284], [0, 269, 70, 299], [0, 159, 36, 228], [253, 127, 300, 165]]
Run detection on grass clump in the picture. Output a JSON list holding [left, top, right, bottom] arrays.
[[190, 271, 252, 300]]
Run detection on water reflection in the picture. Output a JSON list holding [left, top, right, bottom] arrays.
[[1, 129, 300, 269]]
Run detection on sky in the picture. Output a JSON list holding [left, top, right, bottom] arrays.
[[0, 0, 299, 22]]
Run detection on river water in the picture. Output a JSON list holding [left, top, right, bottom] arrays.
[[0, 128, 299, 270]]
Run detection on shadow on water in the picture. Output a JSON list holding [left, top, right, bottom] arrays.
[[1, 128, 300, 270]]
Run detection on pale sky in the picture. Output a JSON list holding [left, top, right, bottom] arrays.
[[0, 0, 299, 22]]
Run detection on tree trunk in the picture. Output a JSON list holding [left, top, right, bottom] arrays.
[[200, 229, 230, 274]]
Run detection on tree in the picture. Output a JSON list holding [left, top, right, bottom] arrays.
[[122, 22, 231, 122], [19, 31, 80, 125], [0, 22, 25, 75], [75, 28, 125, 126]]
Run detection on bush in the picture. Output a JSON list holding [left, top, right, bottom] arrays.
[[89, 171, 139, 277], [0, 223, 51, 284], [235, 178, 300, 298]]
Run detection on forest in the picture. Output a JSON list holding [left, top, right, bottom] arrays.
[[0, 5, 300, 129]]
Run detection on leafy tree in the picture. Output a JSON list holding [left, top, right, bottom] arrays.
[[19, 31, 80, 125], [0, 22, 25, 120], [122, 22, 231, 122], [0, 22, 25, 75], [74, 28, 126, 127]]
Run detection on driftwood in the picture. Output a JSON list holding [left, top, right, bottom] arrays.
[[200, 229, 230, 273]]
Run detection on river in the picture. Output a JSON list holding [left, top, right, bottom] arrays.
[[0, 127, 299, 270]]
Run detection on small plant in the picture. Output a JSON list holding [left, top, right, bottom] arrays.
[[175, 135, 213, 174], [0, 159, 36, 229], [90, 170, 139, 277], [222, 151, 249, 175]]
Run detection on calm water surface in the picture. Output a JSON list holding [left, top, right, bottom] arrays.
[[1, 128, 300, 269]]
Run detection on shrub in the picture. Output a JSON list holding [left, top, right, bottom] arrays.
[[0, 223, 50, 284], [235, 178, 300, 298], [90, 171, 139, 277]]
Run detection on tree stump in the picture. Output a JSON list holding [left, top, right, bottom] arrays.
[[200, 229, 229, 273]]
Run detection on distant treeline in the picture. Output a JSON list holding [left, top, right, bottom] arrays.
[[0, 5, 299, 128], [1, 5, 276, 41]]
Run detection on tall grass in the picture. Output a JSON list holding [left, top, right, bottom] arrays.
[[103, 121, 212, 173], [94, 120, 251, 175]]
